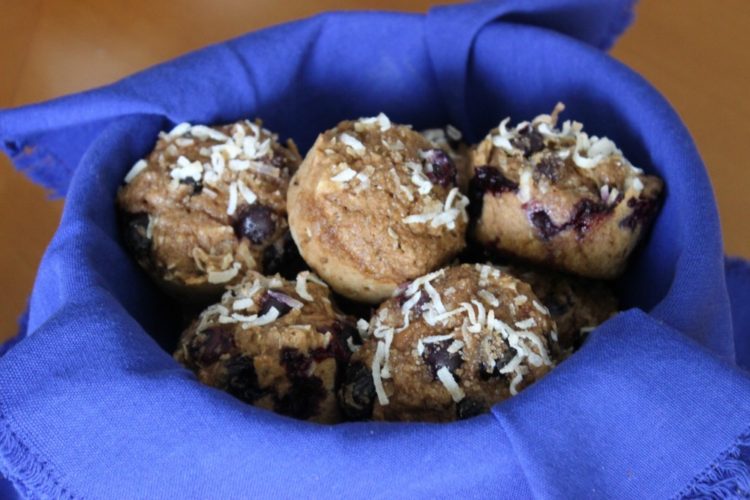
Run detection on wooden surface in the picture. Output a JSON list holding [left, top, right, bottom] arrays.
[[1, 1, 748, 341]]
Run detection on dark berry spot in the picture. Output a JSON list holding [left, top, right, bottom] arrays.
[[280, 347, 313, 378], [619, 196, 659, 231], [529, 198, 612, 240], [121, 212, 151, 261], [456, 398, 486, 420], [511, 125, 545, 158], [530, 210, 562, 240], [316, 320, 362, 365], [421, 148, 457, 187], [569, 198, 610, 235], [190, 325, 235, 365], [470, 166, 519, 196], [225, 355, 265, 404], [276, 348, 328, 419], [534, 155, 563, 182], [338, 362, 376, 421], [262, 232, 308, 278], [422, 339, 463, 380], [258, 290, 294, 317], [232, 204, 278, 245], [179, 176, 202, 194]]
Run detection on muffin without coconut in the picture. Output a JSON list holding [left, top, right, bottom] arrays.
[[468, 103, 663, 279], [118, 119, 301, 303], [288, 114, 469, 303], [339, 264, 558, 422], [175, 271, 360, 424]]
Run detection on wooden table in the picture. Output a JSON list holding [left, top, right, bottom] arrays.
[[1, 1, 748, 341]]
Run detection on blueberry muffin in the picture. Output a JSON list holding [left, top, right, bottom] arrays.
[[118, 120, 301, 302], [338, 264, 558, 422], [468, 103, 663, 279], [288, 114, 469, 303], [174, 271, 360, 424], [502, 265, 617, 354]]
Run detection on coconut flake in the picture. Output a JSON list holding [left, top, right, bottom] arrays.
[[167, 122, 191, 138], [331, 167, 357, 183], [517, 169, 532, 203], [227, 182, 238, 215], [245, 306, 280, 327], [478, 289, 500, 307], [515, 318, 537, 330], [236, 180, 256, 205], [372, 341, 389, 405], [267, 290, 304, 310], [207, 262, 241, 284], [124, 159, 148, 183], [295, 272, 314, 301], [436, 366, 465, 402], [232, 298, 254, 310], [340, 133, 365, 152]]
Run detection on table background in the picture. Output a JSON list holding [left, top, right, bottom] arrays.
[[1, 0, 748, 341]]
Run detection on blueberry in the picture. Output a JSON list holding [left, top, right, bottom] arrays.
[[338, 362, 376, 421], [422, 338, 463, 380], [316, 320, 361, 365], [470, 166, 519, 196], [258, 290, 294, 318], [619, 196, 659, 231], [456, 398, 485, 420], [511, 125, 545, 158], [421, 148, 457, 187], [121, 212, 151, 261], [529, 198, 611, 240], [530, 210, 562, 240], [224, 355, 265, 404], [190, 325, 235, 365], [274, 376, 327, 420], [569, 198, 610, 235], [276, 348, 328, 420], [179, 177, 202, 195], [232, 204, 278, 245]]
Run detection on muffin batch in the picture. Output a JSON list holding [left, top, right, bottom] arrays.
[[118, 105, 661, 423]]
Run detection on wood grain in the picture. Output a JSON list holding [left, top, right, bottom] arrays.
[[1, 0, 748, 341]]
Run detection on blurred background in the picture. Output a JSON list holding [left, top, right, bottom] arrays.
[[1, 0, 748, 341]]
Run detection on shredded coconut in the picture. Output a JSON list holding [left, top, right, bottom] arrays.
[[124, 159, 148, 183]]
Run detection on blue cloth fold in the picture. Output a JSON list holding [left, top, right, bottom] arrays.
[[1, 1, 748, 497]]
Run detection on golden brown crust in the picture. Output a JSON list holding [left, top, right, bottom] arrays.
[[288, 116, 468, 303]]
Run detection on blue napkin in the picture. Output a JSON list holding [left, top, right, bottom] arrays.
[[1, 1, 749, 497]]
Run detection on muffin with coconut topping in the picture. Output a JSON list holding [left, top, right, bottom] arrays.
[[468, 103, 663, 279], [338, 264, 558, 422], [175, 271, 360, 424], [288, 114, 469, 304], [117, 119, 302, 302]]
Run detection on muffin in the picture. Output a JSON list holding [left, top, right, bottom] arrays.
[[338, 264, 558, 422], [175, 271, 360, 424], [118, 119, 301, 302], [468, 103, 663, 279], [288, 114, 469, 303]]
